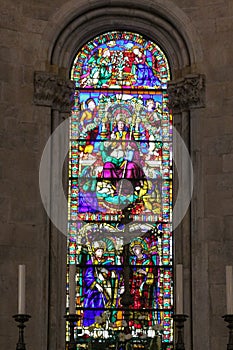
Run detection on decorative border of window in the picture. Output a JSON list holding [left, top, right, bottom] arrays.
[[34, 71, 75, 112], [167, 74, 205, 112]]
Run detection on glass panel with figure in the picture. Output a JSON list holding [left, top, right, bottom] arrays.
[[67, 31, 173, 350], [71, 31, 169, 90]]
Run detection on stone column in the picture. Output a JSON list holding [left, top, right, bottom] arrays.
[[34, 71, 75, 350], [168, 74, 205, 350]]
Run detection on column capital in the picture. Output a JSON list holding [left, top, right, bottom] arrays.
[[168, 74, 205, 112], [34, 71, 75, 112]]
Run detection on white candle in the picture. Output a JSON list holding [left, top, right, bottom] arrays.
[[226, 266, 233, 314], [69, 264, 76, 314], [176, 264, 183, 314], [18, 265, 26, 314]]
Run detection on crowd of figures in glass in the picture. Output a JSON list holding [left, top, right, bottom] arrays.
[[67, 32, 173, 349]]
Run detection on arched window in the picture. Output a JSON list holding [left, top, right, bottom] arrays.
[[67, 31, 173, 349]]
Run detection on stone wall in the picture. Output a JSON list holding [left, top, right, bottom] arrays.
[[0, 1, 233, 350]]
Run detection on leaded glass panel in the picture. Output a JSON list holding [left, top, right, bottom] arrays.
[[67, 31, 173, 350]]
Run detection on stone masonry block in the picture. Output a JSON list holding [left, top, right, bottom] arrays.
[[223, 154, 233, 172]]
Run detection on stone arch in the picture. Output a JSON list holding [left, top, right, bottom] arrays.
[[39, 0, 203, 77]]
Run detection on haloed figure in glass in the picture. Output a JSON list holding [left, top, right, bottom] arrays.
[[129, 238, 155, 326], [83, 241, 114, 326], [98, 117, 148, 205]]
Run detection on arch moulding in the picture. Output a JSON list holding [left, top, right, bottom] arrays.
[[39, 0, 203, 78]]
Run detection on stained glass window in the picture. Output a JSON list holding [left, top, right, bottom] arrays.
[[67, 31, 173, 349]]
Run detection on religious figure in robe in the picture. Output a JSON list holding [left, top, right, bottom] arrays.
[[129, 238, 155, 327], [83, 241, 118, 327], [131, 46, 161, 88], [97, 119, 148, 206]]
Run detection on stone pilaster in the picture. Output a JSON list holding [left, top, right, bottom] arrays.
[[33, 70, 75, 350], [168, 73, 206, 350]]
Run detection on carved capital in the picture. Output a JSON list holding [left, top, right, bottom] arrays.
[[34, 71, 57, 107], [53, 78, 76, 112], [167, 74, 205, 112], [34, 71, 75, 112]]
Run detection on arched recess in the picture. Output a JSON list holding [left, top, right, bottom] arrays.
[[41, 0, 203, 77], [34, 1, 205, 349]]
